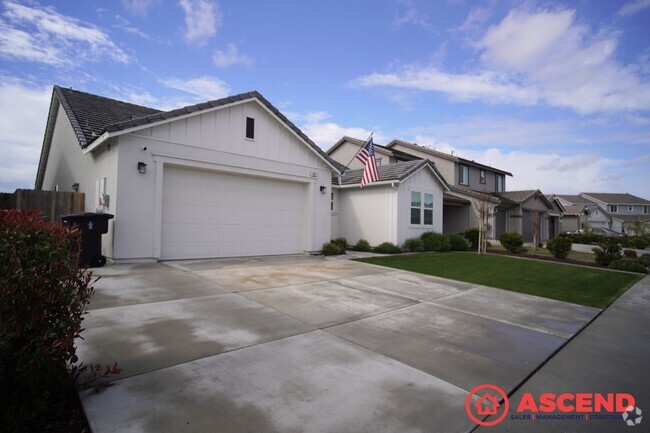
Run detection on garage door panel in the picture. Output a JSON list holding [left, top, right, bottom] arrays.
[[161, 166, 306, 259]]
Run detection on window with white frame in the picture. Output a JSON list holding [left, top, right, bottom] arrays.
[[245, 117, 255, 140], [644, 205, 649, 215], [479, 169, 486, 184], [628, 205, 634, 212], [410, 191, 433, 225], [610, 205, 618, 213], [459, 165, 469, 185]]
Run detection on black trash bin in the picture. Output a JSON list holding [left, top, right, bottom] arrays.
[[61, 213, 114, 267]]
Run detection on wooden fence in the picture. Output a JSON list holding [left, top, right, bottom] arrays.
[[0, 189, 85, 223]]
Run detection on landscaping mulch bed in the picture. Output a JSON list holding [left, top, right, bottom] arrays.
[[485, 248, 602, 269], [42, 388, 90, 433]]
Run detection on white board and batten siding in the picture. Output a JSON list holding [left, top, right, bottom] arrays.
[[336, 186, 398, 246], [111, 99, 332, 261], [397, 168, 444, 244]]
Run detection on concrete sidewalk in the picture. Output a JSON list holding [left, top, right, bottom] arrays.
[[479, 275, 650, 433], [77, 255, 601, 433]]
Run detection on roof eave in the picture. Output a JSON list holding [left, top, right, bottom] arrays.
[[35, 90, 60, 190]]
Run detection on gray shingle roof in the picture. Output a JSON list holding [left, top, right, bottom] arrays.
[[555, 194, 597, 205], [54, 86, 161, 148], [51, 86, 340, 171], [495, 190, 538, 203], [339, 159, 448, 188], [581, 193, 650, 205]]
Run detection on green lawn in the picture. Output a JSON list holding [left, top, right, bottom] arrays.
[[357, 252, 643, 309]]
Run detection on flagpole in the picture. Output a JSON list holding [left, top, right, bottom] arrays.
[[340, 132, 373, 175]]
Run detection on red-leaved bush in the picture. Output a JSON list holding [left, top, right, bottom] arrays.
[[0, 209, 120, 430]]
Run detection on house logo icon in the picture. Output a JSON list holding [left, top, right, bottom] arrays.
[[465, 384, 509, 427], [475, 393, 500, 415]]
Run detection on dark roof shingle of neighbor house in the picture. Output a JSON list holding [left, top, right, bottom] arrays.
[[581, 193, 650, 205], [338, 159, 449, 188], [52, 86, 339, 171], [495, 190, 539, 203], [555, 194, 597, 205]]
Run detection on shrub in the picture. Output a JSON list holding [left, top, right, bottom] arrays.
[[0, 210, 119, 430], [402, 237, 425, 253], [593, 238, 622, 267], [608, 259, 648, 274], [322, 242, 343, 255], [623, 236, 649, 250], [546, 236, 573, 259], [447, 233, 469, 251], [623, 249, 638, 259], [352, 239, 372, 252], [499, 231, 524, 253], [421, 231, 451, 252], [373, 242, 402, 254], [463, 228, 480, 249], [639, 254, 650, 267], [331, 237, 348, 252], [566, 233, 606, 245]]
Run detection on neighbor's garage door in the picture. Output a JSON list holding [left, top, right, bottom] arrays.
[[161, 166, 306, 259]]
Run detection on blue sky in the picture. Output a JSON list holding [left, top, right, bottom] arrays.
[[1, 0, 649, 197]]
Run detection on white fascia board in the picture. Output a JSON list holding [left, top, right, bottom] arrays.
[[81, 132, 110, 154], [337, 180, 400, 189]]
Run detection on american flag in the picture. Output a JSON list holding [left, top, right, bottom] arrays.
[[356, 136, 380, 187]]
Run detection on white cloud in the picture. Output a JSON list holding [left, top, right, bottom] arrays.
[[0, 77, 51, 192], [288, 111, 380, 150], [0, 1, 129, 66], [121, 0, 156, 17], [392, 0, 432, 30], [114, 14, 155, 41], [478, 9, 576, 71], [352, 6, 650, 114], [159, 76, 230, 100], [178, 0, 221, 45], [618, 0, 650, 16], [351, 67, 539, 105], [413, 133, 641, 195], [212, 43, 253, 67], [459, 6, 491, 32]]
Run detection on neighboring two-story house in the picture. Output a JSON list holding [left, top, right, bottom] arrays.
[[579, 193, 650, 235], [328, 136, 515, 239], [552, 194, 611, 233]]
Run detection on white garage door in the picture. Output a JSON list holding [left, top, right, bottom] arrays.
[[161, 166, 306, 259]]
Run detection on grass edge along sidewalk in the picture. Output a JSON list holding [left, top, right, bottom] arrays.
[[357, 252, 643, 309]]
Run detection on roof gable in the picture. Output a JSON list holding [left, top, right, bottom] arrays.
[[338, 159, 450, 190], [496, 190, 553, 209], [327, 136, 394, 157], [36, 87, 341, 188]]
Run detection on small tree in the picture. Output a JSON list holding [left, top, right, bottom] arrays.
[[472, 199, 495, 254], [632, 220, 647, 237], [529, 210, 542, 249]]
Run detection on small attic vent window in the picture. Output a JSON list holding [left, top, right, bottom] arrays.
[[245, 117, 255, 140]]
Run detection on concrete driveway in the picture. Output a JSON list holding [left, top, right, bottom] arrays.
[[78, 254, 599, 433]]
